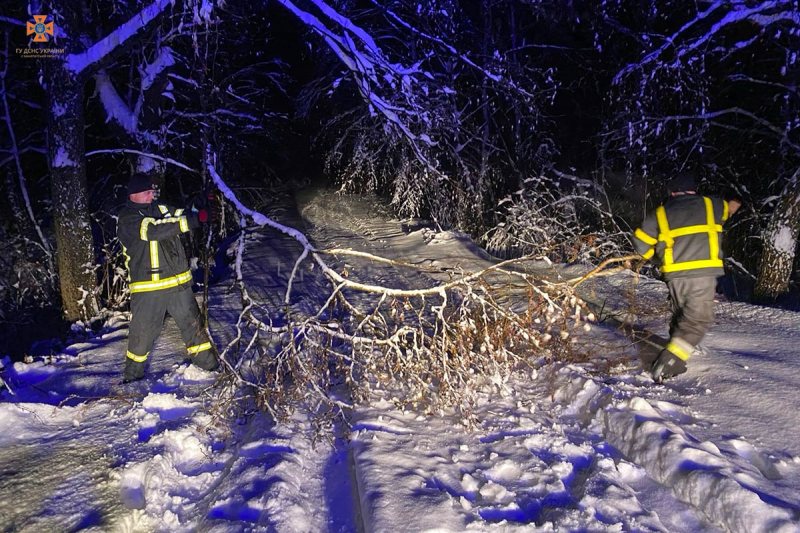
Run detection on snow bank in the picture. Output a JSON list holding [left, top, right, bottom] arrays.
[[555, 368, 799, 533]]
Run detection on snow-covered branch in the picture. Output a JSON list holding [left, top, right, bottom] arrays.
[[85, 149, 198, 172], [0, 16, 24, 27], [613, 1, 796, 83], [648, 108, 800, 154], [66, 0, 174, 76], [205, 148, 602, 421], [95, 71, 140, 134], [140, 46, 175, 91]]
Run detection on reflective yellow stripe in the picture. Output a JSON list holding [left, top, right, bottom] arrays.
[[139, 217, 189, 241], [187, 342, 211, 354], [656, 206, 673, 265], [705, 197, 720, 267], [657, 197, 723, 272], [150, 241, 160, 281], [158, 205, 169, 215], [665, 338, 693, 361], [175, 208, 184, 216], [140, 218, 155, 240], [722, 200, 729, 223], [127, 350, 148, 363], [668, 224, 723, 238], [635, 228, 658, 246], [179, 215, 189, 233], [661, 258, 723, 272], [122, 244, 131, 280], [641, 248, 655, 259], [129, 271, 193, 293]]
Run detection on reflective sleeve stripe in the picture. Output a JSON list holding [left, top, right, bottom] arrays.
[[150, 241, 160, 281], [121, 244, 131, 281], [665, 337, 694, 361], [158, 205, 169, 215], [635, 228, 658, 246], [175, 208, 184, 216], [187, 342, 212, 354], [641, 248, 655, 260], [129, 271, 193, 293], [139, 216, 184, 240], [127, 351, 148, 362], [179, 215, 189, 233], [141, 218, 155, 240], [722, 200, 729, 223], [656, 206, 673, 265]]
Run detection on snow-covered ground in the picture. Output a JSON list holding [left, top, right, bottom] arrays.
[[1, 188, 799, 532]]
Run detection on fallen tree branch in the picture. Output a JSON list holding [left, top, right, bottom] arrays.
[[203, 146, 643, 424]]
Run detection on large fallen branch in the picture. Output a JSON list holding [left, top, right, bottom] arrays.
[[206, 147, 630, 423]]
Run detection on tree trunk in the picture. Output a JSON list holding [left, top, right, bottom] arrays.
[[754, 169, 800, 302], [44, 61, 98, 321], [4, 169, 37, 246]]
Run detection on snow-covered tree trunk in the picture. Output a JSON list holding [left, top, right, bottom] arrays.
[[44, 61, 98, 321], [4, 170, 36, 246], [754, 170, 800, 302], [36, 0, 177, 320]]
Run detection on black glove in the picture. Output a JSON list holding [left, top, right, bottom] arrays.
[[186, 210, 206, 230], [188, 193, 208, 214], [188, 192, 219, 223]]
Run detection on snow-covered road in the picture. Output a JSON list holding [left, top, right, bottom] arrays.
[[0, 187, 798, 532], [298, 189, 800, 533]]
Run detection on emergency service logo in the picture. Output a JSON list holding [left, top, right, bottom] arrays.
[[18, 15, 63, 59], [27, 15, 53, 42]]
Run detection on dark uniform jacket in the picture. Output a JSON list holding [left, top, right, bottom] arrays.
[[117, 200, 200, 293], [633, 194, 731, 281]]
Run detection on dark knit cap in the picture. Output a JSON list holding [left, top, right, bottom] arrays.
[[666, 173, 696, 193], [127, 173, 154, 195]]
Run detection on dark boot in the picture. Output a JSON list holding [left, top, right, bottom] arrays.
[[123, 358, 146, 383], [651, 350, 687, 382], [192, 348, 219, 372]]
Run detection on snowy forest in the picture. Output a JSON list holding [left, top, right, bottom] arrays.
[[1, 0, 799, 377], [2, 2, 800, 531]]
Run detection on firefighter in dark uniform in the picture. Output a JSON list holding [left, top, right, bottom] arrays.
[[633, 174, 741, 382], [118, 173, 219, 382]]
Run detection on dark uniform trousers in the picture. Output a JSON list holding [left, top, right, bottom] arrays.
[[667, 277, 716, 351], [124, 285, 218, 380]]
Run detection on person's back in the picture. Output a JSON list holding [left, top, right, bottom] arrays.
[[635, 193, 730, 281]]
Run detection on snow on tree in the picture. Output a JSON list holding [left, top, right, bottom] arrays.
[[27, 0, 190, 321], [603, 0, 800, 297], [3, 0, 799, 385], [754, 169, 800, 301], [290, 0, 563, 234], [13, 0, 237, 321]]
